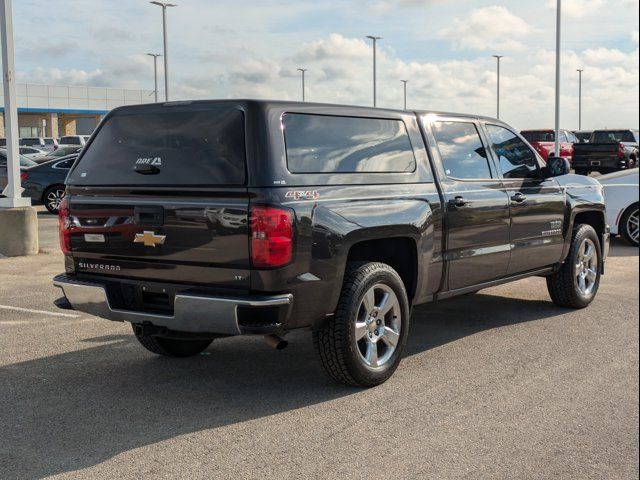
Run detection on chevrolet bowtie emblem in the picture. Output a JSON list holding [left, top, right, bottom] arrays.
[[134, 231, 166, 247]]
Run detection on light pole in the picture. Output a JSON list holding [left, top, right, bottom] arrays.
[[366, 35, 382, 107], [297, 68, 307, 102], [0, 0, 30, 208], [492, 55, 503, 119], [147, 53, 162, 102], [577, 68, 583, 130], [400, 80, 408, 110], [150, 1, 177, 101], [554, 0, 562, 158]]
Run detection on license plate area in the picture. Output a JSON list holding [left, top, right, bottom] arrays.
[[590, 160, 601, 166]]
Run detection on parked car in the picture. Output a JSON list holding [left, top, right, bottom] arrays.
[[20, 154, 77, 214], [573, 130, 592, 143], [32, 145, 83, 164], [58, 135, 90, 147], [598, 169, 639, 246], [0, 150, 37, 192], [520, 129, 577, 163], [53, 100, 609, 387], [573, 129, 639, 175], [20, 137, 59, 151]]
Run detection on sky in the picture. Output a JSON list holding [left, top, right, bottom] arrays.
[[7, 0, 640, 130]]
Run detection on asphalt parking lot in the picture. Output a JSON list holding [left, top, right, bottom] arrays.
[[1, 208, 638, 479]]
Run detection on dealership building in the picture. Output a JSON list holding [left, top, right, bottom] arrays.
[[0, 83, 154, 139]]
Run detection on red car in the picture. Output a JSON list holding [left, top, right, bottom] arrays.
[[520, 129, 578, 163]]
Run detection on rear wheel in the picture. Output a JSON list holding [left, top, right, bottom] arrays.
[[43, 185, 66, 214], [547, 224, 601, 309], [313, 262, 410, 387], [620, 203, 639, 247], [132, 324, 213, 357]]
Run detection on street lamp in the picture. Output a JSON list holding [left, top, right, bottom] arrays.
[[577, 68, 584, 130], [554, 0, 562, 158], [147, 53, 162, 102], [400, 80, 408, 110], [492, 55, 504, 119], [366, 35, 382, 107], [297, 68, 307, 102], [150, 1, 177, 101]]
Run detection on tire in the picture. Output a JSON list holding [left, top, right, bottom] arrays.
[[620, 203, 639, 247], [313, 262, 410, 387], [42, 185, 66, 214], [132, 324, 213, 357], [546, 224, 602, 309]]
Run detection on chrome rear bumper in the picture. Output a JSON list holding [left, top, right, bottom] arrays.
[[53, 274, 292, 335]]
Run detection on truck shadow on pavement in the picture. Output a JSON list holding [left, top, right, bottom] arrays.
[[1, 293, 568, 479]]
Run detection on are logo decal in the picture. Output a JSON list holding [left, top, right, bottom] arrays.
[[284, 190, 319, 200], [135, 157, 162, 166]]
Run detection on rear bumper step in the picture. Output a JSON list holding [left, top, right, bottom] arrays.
[[52, 274, 293, 335]]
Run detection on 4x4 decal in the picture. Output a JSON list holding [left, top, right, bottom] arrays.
[[284, 190, 319, 200]]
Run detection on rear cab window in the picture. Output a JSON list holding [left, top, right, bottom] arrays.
[[67, 105, 246, 186], [283, 113, 416, 174], [592, 130, 636, 143]]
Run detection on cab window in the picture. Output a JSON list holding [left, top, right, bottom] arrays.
[[486, 125, 539, 179], [431, 121, 492, 180]]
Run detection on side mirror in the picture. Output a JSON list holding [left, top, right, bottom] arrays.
[[545, 156, 571, 177]]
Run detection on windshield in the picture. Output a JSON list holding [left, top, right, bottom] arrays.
[[591, 130, 636, 143], [521, 131, 554, 142], [51, 146, 80, 157], [68, 105, 246, 186]]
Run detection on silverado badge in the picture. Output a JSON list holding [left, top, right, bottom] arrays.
[[134, 231, 166, 247]]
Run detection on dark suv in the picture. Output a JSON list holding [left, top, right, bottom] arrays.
[[53, 100, 609, 387]]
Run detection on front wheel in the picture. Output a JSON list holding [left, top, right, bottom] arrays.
[[547, 224, 602, 309], [132, 324, 213, 357], [313, 262, 410, 387], [620, 203, 639, 247]]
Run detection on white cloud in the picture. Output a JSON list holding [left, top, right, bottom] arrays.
[[439, 6, 535, 51], [633, 31, 639, 44], [545, 0, 604, 18]]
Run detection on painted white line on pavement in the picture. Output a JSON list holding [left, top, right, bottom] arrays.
[[0, 305, 81, 318]]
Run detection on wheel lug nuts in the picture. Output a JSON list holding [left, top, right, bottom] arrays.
[[374, 329, 379, 335], [376, 319, 381, 325]]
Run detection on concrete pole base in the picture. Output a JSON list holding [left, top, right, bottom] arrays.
[[0, 206, 39, 257]]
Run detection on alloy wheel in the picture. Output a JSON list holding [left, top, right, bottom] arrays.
[[354, 283, 401, 369], [575, 238, 598, 296], [626, 208, 639, 245]]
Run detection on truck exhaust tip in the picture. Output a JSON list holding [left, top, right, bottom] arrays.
[[264, 334, 288, 350]]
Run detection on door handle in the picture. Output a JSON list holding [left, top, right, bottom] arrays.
[[511, 192, 527, 203], [449, 196, 467, 207]]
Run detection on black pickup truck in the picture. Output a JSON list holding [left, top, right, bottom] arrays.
[[572, 129, 639, 175], [53, 101, 609, 387]]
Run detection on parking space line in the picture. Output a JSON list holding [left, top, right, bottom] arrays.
[[0, 305, 81, 318]]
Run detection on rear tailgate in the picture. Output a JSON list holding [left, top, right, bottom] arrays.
[[65, 102, 250, 290], [573, 143, 618, 165]]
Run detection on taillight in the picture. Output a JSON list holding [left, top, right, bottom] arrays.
[[617, 143, 625, 159], [250, 205, 293, 268], [58, 197, 71, 254], [20, 172, 28, 181]]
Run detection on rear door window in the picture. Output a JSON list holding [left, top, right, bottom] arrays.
[[283, 113, 416, 173], [67, 107, 246, 186], [431, 121, 492, 180]]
